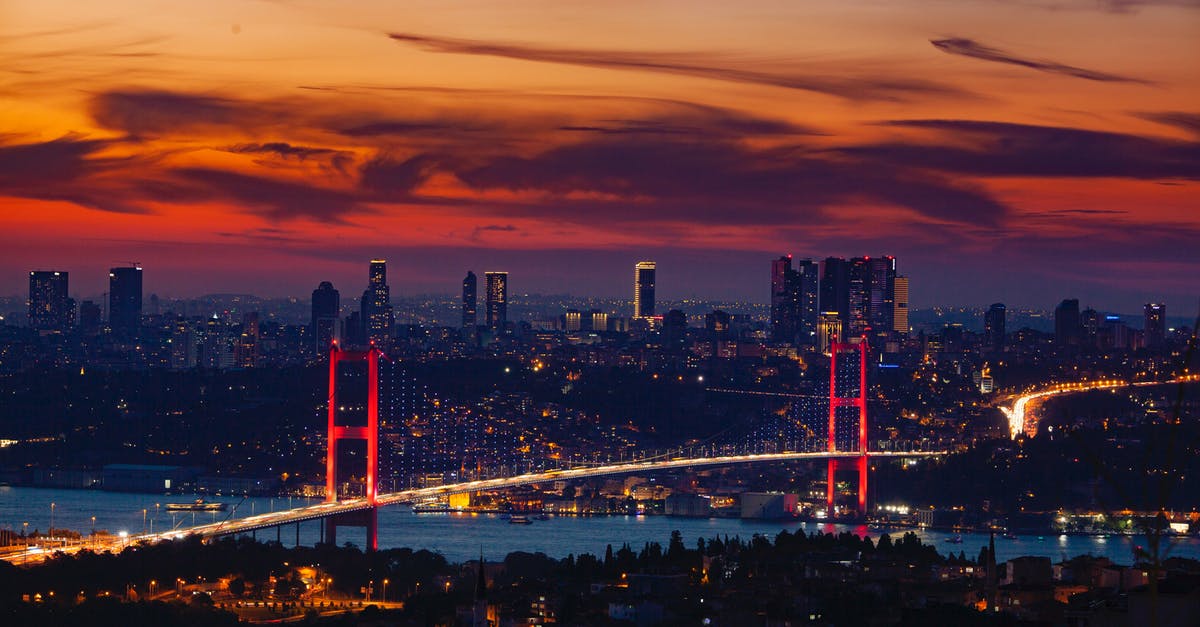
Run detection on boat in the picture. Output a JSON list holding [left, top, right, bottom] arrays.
[[944, 535, 963, 544], [509, 515, 533, 525], [533, 513, 550, 521], [165, 499, 227, 512], [1002, 532, 1018, 540]]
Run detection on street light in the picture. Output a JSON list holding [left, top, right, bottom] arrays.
[[90, 516, 96, 548], [143, 509, 147, 534], [381, 579, 388, 602], [50, 503, 55, 544]]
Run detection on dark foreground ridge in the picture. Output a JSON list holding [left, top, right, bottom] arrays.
[[3, 531, 1198, 625]]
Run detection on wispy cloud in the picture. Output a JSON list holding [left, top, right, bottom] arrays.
[[930, 37, 1150, 84], [388, 32, 966, 102]]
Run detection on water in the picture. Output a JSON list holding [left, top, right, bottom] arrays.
[[3, 486, 1197, 566]]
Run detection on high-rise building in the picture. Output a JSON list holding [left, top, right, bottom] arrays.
[[867, 256, 897, 339], [770, 256, 794, 341], [1144, 303, 1166, 349], [485, 271, 508, 329], [1080, 308, 1101, 348], [633, 261, 656, 319], [770, 256, 818, 345], [462, 271, 477, 328], [108, 266, 143, 336], [362, 259, 393, 345], [847, 257, 871, 338], [984, 303, 1006, 352], [28, 270, 72, 332], [892, 276, 909, 334], [1054, 298, 1081, 347], [795, 259, 819, 343], [819, 257, 850, 325], [311, 281, 340, 351]]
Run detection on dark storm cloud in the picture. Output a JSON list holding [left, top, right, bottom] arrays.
[[847, 120, 1200, 178], [455, 136, 1010, 226], [930, 38, 1150, 84], [0, 134, 150, 214], [172, 168, 367, 223], [388, 32, 966, 102]]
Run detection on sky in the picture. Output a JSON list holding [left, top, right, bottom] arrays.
[[0, 0, 1197, 313]]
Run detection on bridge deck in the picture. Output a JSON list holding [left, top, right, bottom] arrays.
[[168, 450, 944, 540]]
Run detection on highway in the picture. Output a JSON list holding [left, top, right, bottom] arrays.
[[998, 375, 1198, 439]]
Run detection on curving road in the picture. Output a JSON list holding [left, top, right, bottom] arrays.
[[998, 375, 1199, 439]]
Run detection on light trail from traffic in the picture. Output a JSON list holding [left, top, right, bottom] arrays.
[[999, 375, 1199, 439]]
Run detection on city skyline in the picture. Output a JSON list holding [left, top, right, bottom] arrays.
[[1, 2, 1197, 313]]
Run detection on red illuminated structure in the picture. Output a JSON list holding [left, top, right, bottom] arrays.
[[324, 342, 382, 550], [827, 340, 869, 516]]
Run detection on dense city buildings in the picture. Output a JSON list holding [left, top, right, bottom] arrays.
[[27, 270, 72, 332], [461, 271, 477, 329], [107, 265, 142, 337], [633, 261, 656, 319], [311, 281, 340, 352], [484, 271, 507, 330], [769, 255, 818, 346]]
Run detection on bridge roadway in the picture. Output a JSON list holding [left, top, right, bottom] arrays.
[[140, 450, 946, 543]]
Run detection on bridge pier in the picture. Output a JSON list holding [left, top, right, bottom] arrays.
[[826, 456, 869, 517], [322, 508, 378, 551]]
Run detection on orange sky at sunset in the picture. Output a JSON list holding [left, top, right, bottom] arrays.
[[1, 0, 1198, 312]]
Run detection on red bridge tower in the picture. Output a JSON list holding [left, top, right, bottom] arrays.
[[827, 340, 869, 516], [324, 342, 381, 550]]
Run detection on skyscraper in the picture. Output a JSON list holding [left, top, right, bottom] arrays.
[[771, 256, 796, 342], [633, 261, 656, 319], [108, 266, 143, 336], [311, 281, 340, 351], [485, 271, 508, 329], [462, 271, 477, 328], [819, 257, 850, 325], [770, 256, 818, 345], [847, 257, 871, 337], [892, 275, 909, 335], [1144, 303, 1166, 348], [984, 303, 1006, 352], [866, 256, 897, 341], [1054, 298, 1081, 347], [362, 259, 393, 345], [28, 270, 72, 332]]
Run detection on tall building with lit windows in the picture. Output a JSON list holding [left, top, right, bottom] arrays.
[[633, 261, 656, 319], [28, 270, 73, 332], [108, 266, 142, 337], [362, 259, 393, 345], [485, 271, 508, 329], [892, 275, 909, 335], [771, 256, 818, 345], [1144, 303, 1166, 348]]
